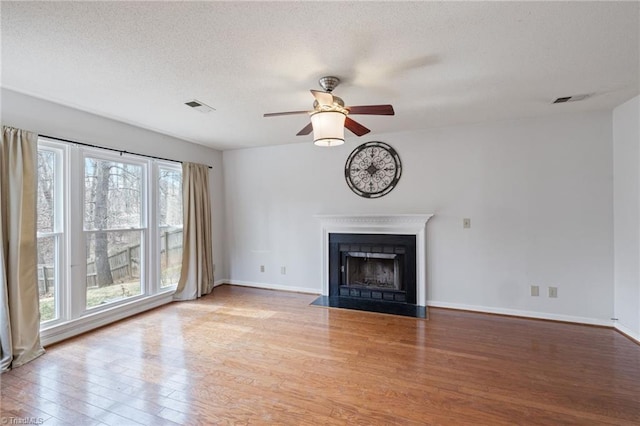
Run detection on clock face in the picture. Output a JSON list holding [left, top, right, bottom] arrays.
[[344, 141, 402, 198]]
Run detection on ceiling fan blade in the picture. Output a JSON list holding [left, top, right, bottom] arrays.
[[310, 90, 334, 106], [347, 105, 395, 115], [296, 122, 313, 136], [345, 117, 370, 136], [263, 110, 309, 117]]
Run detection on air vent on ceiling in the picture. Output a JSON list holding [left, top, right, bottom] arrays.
[[553, 94, 590, 104], [184, 99, 215, 113]]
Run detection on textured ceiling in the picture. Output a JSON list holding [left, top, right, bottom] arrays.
[[1, 1, 638, 151]]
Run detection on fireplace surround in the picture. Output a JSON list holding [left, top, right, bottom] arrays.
[[314, 214, 433, 317], [329, 233, 416, 304]]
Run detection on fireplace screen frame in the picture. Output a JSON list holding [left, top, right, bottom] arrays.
[[328, 233, 417, 304]]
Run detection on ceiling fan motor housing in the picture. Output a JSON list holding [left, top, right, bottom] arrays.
[[318, 76, 340, 92]]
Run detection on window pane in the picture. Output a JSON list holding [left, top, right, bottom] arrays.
[[86, 230, 142, 308], [84, 158, 143, 230], [37, 236, 57, 322], [159, 168, 182, 226], [159, 168, 182, 288], [37, 150, 56, 233], [160, 226, 182, 287]]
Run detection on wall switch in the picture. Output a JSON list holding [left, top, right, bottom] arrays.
[[463, 218, 471, 229], [530, 285, 539, 297], [281, 266, 286, 275], [260, 265, 265, 273], [548, 286, 558, 298]]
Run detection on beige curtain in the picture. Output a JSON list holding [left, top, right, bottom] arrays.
[[1, 126, 45, 372], [173, 162, 214, 300]]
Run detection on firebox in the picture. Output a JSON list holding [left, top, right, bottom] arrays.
[[328, 233, 416, 305]]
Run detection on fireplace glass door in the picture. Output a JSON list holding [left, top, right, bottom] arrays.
[[345, 252, 402, 291]]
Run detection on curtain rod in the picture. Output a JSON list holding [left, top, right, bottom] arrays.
[[39, 134, 213, 169]]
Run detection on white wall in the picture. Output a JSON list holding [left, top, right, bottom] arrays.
[[3, 86, 621, 328], [613, 95, 640, 341], [224, 111, 615, 325], [0, 88, 227, 282]]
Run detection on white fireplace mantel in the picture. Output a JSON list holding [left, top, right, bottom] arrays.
[[315, 214, 434, 307]]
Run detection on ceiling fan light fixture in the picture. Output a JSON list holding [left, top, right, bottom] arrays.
[[311, 110, 346, 147], [263, 75, 393, 141]]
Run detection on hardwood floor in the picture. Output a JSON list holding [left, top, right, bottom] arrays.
[[1, 285, 639, 425]]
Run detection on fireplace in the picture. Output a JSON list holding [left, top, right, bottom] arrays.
[[329, 233, 416, 304], [314, 214, 433, 318]]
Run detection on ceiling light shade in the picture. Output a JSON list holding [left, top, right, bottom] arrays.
[[310, 111, 346, 147]]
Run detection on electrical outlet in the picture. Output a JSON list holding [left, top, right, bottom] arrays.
[[530, 285, 539, 297], [548, 286, 558, 298], [260, 265, 265, 273], [463, 218, 471, 229], [281, 266, 286, 275]]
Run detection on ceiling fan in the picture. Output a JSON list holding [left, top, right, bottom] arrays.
[[263, 76, 394, 146]]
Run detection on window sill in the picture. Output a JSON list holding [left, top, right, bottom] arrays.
[[40, 290, 175, 347]]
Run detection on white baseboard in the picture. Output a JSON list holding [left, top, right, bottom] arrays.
[[427, 300, 614, 327], [218, 283, 616, 328], [40, 292, 174, 347], [224, 280, 320, 295], [614, 322, 640, 344], [210, 281, 628, 331], [39, 282, 637, 346]]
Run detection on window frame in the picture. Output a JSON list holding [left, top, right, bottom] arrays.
[[81, 149, 149, 312], [157, 162, 183, 291], [36, 140, 67, 326], [38, 138, 184, 333]]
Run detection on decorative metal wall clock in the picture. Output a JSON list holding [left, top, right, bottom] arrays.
[[344, 141, 402, 198]]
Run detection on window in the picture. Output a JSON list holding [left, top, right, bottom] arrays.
[[84, 156, 145, 308], [158, 166, 183, 288], [37, 139, 183, 329], [36, 144, 64, 323]]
